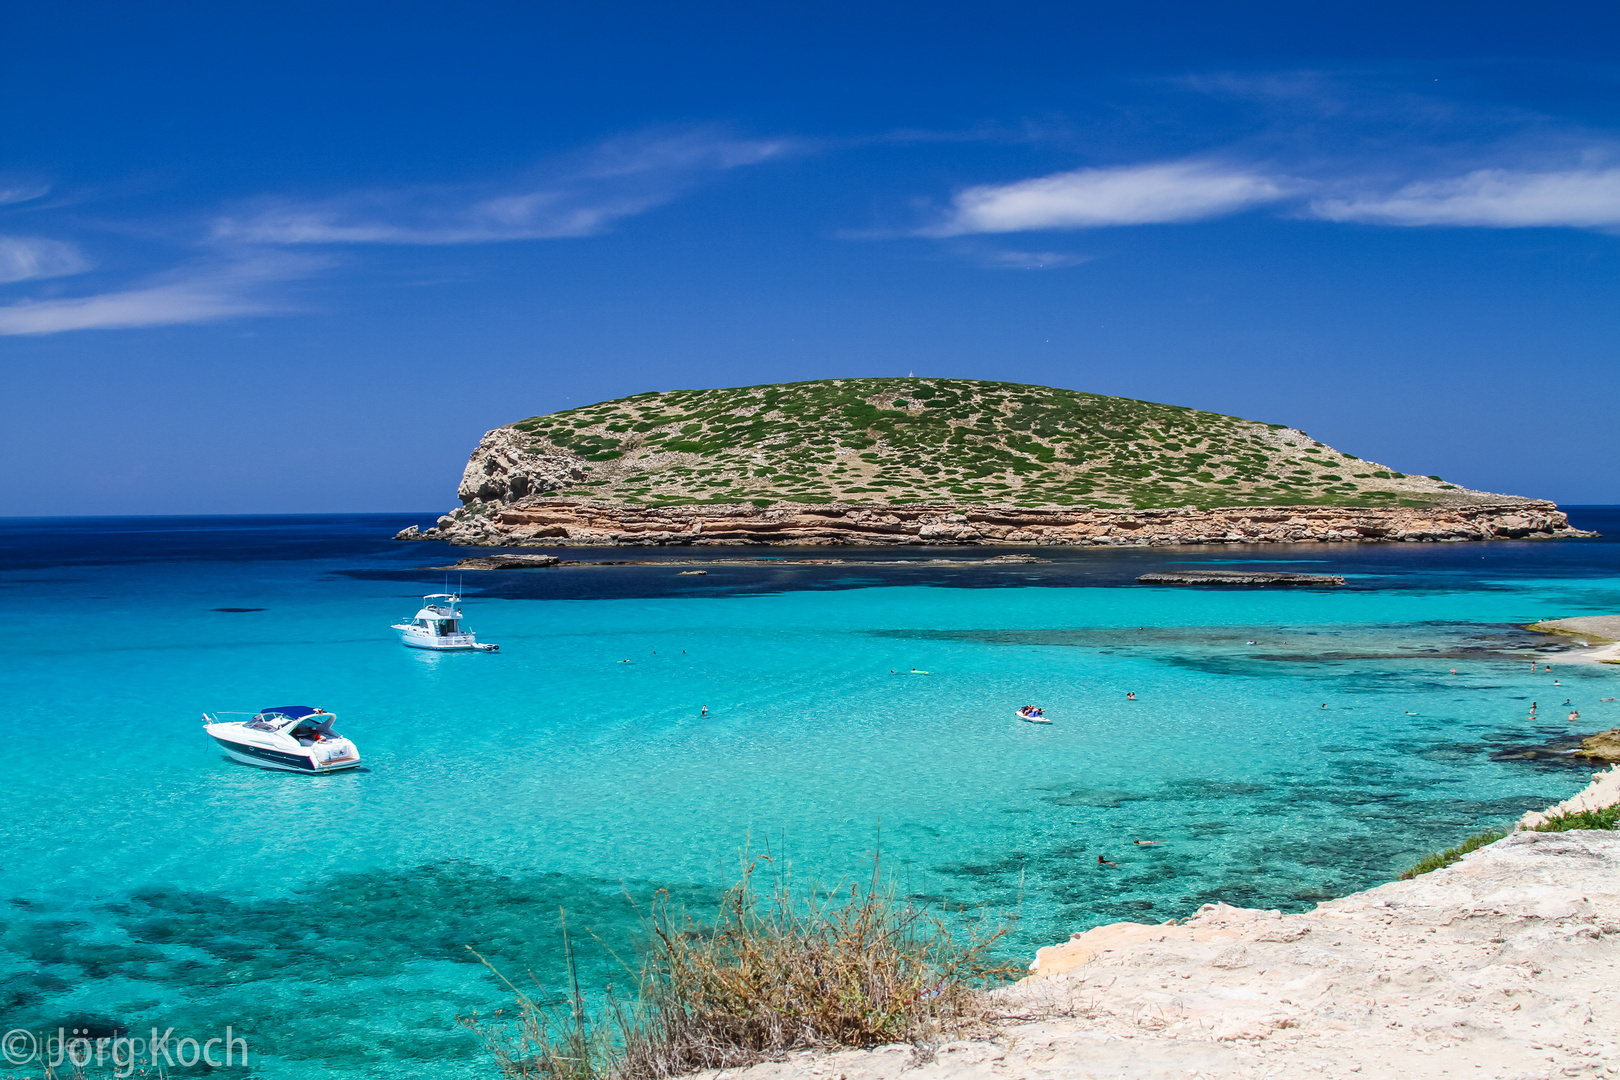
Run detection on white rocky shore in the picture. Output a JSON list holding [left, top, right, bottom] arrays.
[[703, 768, 1620, 1080]]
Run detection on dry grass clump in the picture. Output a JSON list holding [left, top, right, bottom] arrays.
[[460, 857, 1015, 1079]]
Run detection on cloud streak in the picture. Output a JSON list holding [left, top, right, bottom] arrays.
[[0, 254, 323, 335], [1310, 167, 1620, 228], [0, 183, 50, 207], [0, 236, 92, 283], [212, 131, 791, 245], [924, 160, 1290, 235]]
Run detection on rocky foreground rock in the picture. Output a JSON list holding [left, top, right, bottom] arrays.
[[397, 499, 1591, 547], [700, 770, 1620, 1080]]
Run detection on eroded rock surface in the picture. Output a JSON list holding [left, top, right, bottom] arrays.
[[398, 500, 1592, 548], [1575, 729, 1620, 764], [700, 829, 1620, 1080]]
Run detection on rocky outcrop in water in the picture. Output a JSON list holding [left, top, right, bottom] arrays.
[[396, 500, 1592, 548], [1137, 570, 1346, 586], [1576, 729, 1620, 763]]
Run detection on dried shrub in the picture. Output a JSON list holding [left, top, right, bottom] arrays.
[[460, 856, 1015, 1079]]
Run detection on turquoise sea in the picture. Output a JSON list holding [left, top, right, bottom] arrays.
[[3, 510, 1619, 1078]]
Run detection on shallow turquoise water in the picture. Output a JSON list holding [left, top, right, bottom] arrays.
[[3, 513, 1618, 1078]]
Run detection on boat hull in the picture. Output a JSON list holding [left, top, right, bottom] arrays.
[[393, 626, 497, 651], [207, 733, 361, 773]]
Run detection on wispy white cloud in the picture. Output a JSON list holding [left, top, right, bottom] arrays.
[[973, 248, 1092, 269], [1310, 166, 1620, 228], [212, 130, 791, 245], [0, 253, 323, 335], [923, 160, 1290, 236], [0, 183, 50, 207], [0, 236, 92, 283]]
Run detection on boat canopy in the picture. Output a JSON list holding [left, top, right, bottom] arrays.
[[258, 705, 326, 720]]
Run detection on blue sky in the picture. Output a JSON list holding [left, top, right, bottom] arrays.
[[3, 1, 1618, 514]]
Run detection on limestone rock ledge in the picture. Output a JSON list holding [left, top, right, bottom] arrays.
[[697, 826, 1620, 1080], [396, 500, 1593, 548]]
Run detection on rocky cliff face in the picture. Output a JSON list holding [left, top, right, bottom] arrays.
[[456, 426, 589, 505], [397, 499, 1592, 547]]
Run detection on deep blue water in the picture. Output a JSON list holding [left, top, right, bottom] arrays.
[[1, 507, 1616, 1078]]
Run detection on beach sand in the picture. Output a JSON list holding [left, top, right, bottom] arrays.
[[701, 767, 1620, 1080]]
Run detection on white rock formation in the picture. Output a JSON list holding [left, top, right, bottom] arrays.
[[700, 775, 1620, 1080]]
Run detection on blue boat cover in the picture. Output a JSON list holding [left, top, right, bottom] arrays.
[[259, 705, 321, 719]]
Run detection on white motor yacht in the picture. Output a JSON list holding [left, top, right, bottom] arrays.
[[392, 593, 499, 651], [203, 706, 362, 773]]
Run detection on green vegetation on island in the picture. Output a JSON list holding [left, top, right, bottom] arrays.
[[498, 378, 1484, 511]]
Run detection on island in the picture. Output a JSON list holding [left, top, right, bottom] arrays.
[[398, 378, 1594, 547]]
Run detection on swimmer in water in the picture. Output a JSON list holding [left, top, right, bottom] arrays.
[[1126, 692, 1136, 700], [1134, 839, 1162, 846], [1097, 856, 1118, 868]]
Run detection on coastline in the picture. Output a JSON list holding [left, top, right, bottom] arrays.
[[397, 499, 1593, 548], [1528, 616, 1620, 665], [699, 766, 1620, 1080]]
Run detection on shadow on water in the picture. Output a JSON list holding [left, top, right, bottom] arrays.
[[1, 862, 717, 1067]]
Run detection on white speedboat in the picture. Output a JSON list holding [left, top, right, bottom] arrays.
[[392, 593, 499, 652], [203, 706, 362, 773], [1016, 706, 1051, 724]]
